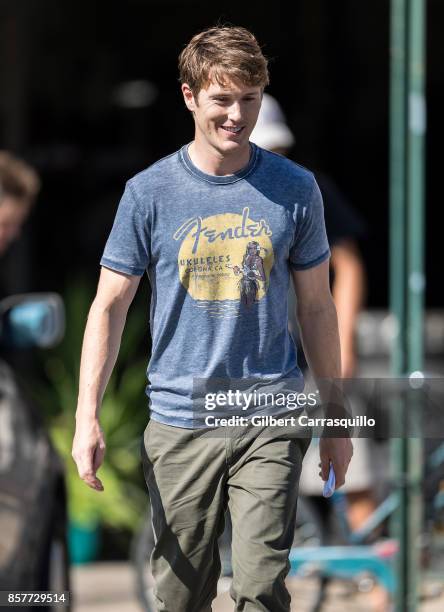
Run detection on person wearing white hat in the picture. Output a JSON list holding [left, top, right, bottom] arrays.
[[251, 94, 380, 534], [250, 93, 295, 154]]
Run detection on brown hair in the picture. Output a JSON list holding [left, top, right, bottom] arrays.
[[0, 151, 41, 207], [179, 26, 269, 98]]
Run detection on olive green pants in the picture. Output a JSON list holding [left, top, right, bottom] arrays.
[[141, 416, 311, 612]]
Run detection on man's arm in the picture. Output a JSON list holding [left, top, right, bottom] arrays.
[[72, 267, 141, 491], [291, 260, 353, 489], [330, 239, 366, 378]]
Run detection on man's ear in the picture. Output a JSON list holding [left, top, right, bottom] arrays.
[[181, 84, 197, 112]]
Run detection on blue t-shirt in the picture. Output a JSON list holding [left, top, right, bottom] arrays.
[[101, 143, 330, 428]]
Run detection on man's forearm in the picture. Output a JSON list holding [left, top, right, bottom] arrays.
[[297, 298, 341, 379], [297, 299, 348, 420], [292, 264, 353, 478], [76, 299, 127, 421]]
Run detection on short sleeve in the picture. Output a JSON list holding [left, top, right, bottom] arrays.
[[100, 181, 151, 276], [289, 177, 331, 270]]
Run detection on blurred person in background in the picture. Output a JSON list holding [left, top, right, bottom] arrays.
[[0, 154, 71, 598], [251, 94, 377, 533], [72, 26, 353, 612], [0, 152, 40, 308], [0, 151, 40, 261]]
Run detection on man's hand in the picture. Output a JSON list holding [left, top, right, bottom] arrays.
[[72, 417, 106, 491], [318, 437, 353, 489]]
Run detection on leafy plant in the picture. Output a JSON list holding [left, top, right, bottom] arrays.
[[35, 278, 150, 531]]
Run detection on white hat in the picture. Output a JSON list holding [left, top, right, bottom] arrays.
[[250, 93, 295, 151]]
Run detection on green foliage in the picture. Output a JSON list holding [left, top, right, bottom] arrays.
[[38, 278, 150, 530]]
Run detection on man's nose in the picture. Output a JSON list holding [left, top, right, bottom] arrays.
[[227, 102, 242, 122]]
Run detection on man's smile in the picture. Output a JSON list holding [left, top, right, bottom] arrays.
[[220, 125, 245, 134]]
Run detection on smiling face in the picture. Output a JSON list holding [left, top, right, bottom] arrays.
[[182, 76, 262, 159]]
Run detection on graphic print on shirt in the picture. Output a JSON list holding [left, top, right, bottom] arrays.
[[173, 207, 274, 318]]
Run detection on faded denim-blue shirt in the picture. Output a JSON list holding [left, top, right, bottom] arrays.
[[101, 143, 330, 428]]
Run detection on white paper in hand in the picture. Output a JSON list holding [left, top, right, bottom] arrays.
[[322, 462, 336, 498]]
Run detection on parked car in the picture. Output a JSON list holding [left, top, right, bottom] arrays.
[[0, 293, 69, 610]]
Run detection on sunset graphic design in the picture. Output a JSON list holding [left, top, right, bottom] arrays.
[[173, 207, 274, 318]]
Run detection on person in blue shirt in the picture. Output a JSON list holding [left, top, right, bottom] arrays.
[[72, 26, 353, 611]]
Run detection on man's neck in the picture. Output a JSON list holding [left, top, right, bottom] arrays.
[[188, 138, 251, 176]]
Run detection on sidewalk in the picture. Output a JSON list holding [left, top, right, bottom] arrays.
[[70, 562, 444, 612]]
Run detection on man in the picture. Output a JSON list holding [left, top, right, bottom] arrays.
[[0, 151, 40, 258], [72, 26, 353, 611]]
